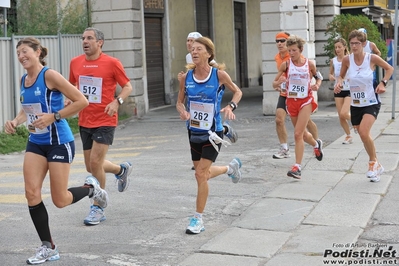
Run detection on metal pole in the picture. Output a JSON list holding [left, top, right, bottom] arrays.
[[11, 34, 18, 117], [58, 32, 63, 75], [393, 0, 398, 119], [3, 7, 6, 37]]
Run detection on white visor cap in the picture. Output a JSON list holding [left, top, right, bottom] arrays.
[[187, 32, 202, 39]]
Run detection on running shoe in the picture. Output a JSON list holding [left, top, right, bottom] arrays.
[[223, 121, 238, 143], [314, 139, 323, 161], [287, 165, 301, 179], [115, 162, 132, 192], [26, 245, 60, 265], [84, 205, 106, 225], [342, 135, 353, 145], [84, 176, 109, 208], [367, 161, 384, 183], [228, 158, 242, 183], [186, 217, 205, 234], [273, 147, 290, 159]]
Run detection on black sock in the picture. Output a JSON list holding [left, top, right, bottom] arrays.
[[68, 187, 91, 203], [116, 166, 124, 177], [223, 125, 228, 134], [29, 201, 53, 248]]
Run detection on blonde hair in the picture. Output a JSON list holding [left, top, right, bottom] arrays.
[[186, 37, 225, 70], [334, 37, 349, 56], [286, 35, 305, 51]]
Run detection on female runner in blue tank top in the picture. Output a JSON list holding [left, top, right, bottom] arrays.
[[334, 30, 393, 183], [176, 36, 242, 235], [4, 37, 108, 264]]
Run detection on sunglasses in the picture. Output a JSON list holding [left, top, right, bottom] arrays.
[[276, 39, 286, 43]]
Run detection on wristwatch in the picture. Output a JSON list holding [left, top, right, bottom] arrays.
[[381, 80, 388, 87], [54, 112, 61, 122], [117, 97, 124, 105], [228, 101, 237, 111]]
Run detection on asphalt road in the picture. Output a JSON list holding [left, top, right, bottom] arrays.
[[0, 87, 346, 265]]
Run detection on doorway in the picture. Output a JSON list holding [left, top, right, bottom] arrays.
[[234, 2, 248, 88], [144, 16, 165, 108]]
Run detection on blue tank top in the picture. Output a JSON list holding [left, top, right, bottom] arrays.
[[185, 67, 225, 133], [20, 67, 74, 145]]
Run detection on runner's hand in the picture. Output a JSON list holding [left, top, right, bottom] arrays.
[[105, 100, 119, 117]]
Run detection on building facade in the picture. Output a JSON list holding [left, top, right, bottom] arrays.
[[82, 0, 395, 116], [89, 0, 263, 117]]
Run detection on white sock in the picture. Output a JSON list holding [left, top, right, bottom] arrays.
[[281, 143, 288, 150], [295, 164, 301, 170], [194, 212, 202, 219]]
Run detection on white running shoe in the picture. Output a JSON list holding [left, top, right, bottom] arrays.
[[342, 135, 353, 144], [85, 176, 109, 208], [84, 205, 106, 225], [26, 245, 60, 265], [186, 217, 205, 234], [273, 147, 290, 159], [115, 162, 132, 192], [223, 121, 238, 143], [367, 161, 384, 182], [228, 158, 242, 183]]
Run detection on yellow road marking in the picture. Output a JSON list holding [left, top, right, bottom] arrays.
[[103, 153, 141, 158], [74, 152, 143, 158], [69, 168, 94, 174], [113, 139, 169, 144], [0, 194, 50, 204], [0, 183, 24, 187], [115, 135, 179, 140], [0, 212, 13, 221], [0, 171, 22, 178], [0, 152, 140, 178], [110, 146, 156, 151]]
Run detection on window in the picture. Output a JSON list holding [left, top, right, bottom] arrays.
[[195, 0, 212, 39]]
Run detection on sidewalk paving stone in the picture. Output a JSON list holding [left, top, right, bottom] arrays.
[[232, 198, 314, 231], [282, 224, 363, 254], [303, 189, 381, 228], [200, 227, 291, 258], [180, 253, 265, 266]]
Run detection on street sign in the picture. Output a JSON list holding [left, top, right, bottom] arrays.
[[0, 0, 10, 8]]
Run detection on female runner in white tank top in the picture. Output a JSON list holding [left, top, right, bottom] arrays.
[[329, 37, 352, 144], [334, 30, 393, 182], [272, 35, 323, 179]]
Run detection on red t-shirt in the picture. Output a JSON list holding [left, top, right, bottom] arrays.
[[69, 53, 130, 128]]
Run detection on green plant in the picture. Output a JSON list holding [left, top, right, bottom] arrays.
[[118, 114, 131, 121], [15, 0, 89, 35], [66, 116, 79, 135], [59, 0, 89, 34], [16, 0, 59, 35], [0, 126, 29, 154], [0, 24, 15, 38], [324, 14, 388, 64]]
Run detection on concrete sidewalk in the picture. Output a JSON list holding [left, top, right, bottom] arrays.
[[180, 85, 399, 266]]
